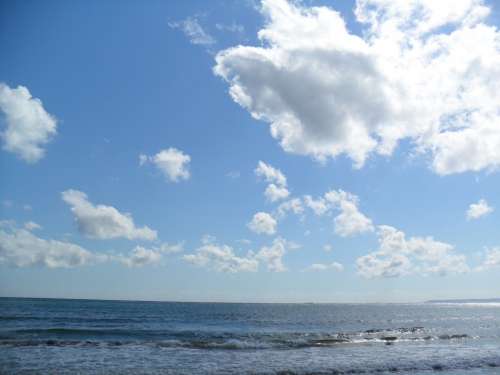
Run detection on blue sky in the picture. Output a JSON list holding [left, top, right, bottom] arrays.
[[1, 0, 500, 302]]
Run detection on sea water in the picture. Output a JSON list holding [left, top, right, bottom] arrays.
[[1, 298, 500, 374]]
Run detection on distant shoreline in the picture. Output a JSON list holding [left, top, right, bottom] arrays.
[[427, 298, 500, 304]]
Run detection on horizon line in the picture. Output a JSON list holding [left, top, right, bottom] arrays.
[[1, 295, 499, 305]]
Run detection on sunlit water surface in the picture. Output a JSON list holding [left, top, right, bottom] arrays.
[[1, 298, 500, 374]]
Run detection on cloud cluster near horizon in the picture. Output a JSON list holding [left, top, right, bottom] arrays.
[[117, 242, 184, 267], [183, 236, 291, 273], [62, 189, 157, 241], [356, 225, 470, 278], [0, 221, 101, 268], [0, 221, 184, 269]]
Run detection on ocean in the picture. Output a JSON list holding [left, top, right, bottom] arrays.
[[1, 298, 499, 374]]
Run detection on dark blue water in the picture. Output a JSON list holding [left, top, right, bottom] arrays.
[[1, 298, 500, 374]]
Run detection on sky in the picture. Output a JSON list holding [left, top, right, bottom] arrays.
[[1, 0, 500, 303]]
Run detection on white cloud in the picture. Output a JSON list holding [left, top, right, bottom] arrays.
[[303, 195, 329, 216], [139, 154, 148, 165], [356, 225, 469, 278], [183, 243, 258, 273], [61, 189, 157, 241], [255, 161, 290, 201], [0, 222, 102, 268], [119, 246, 162, 267], [276, 197, 303, 218], [0, 83, 57, 163], [215, 22, 245, 34], [0, 222, 181, 270], [302, 189, 373, 237], [254, 237, 288, 272], [304, 262, 343, 272], [226, 170, 241, 179], [201, 234, 217, 245], [169, 16, 216, 45], [117, 242, 184, 268], [24, 221, 41, 231], [325, 190, 374, 237], [356, 251, 412, 278], [255, 161, 287, 186], [478, 247, 500, 270], [247, 211, 277, 235], [285, 240, 301, 250], [264, 183, 290, 202], [213, 0, 393, 168], [184, 237, 292, 273], [466, 199, 493, 220], [214, 0, 500, 175], [140, 148, 191, 183], [277, 188, 373, 237], [156, 241, 184, 254], [323, 244, 333, 252]]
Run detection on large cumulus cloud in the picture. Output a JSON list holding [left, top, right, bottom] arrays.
[[214, 0, 500, 174]]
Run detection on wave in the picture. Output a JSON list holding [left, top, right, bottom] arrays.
[[1, 339, 500, 375], [0, 315, 145, 323], [269, 361, 500, 374], [0, 325, 475, 350], [7, 326, 455, 345], [0, 316, 48, 321]]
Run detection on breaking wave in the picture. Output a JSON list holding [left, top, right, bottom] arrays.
[[0, 326, 476, 350]]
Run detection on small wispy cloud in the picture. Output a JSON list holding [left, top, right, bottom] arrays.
[[24, 221, 42, 231], [466, 199, 493, 220], [226, 170, 240, 179], [169, 16, 215, 46], [303, 262, 344, 272], [215, 22, 245, 34]]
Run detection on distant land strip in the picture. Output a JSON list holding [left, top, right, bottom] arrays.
[[427, 298, 500, 303]]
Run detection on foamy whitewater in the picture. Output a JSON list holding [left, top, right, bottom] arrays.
[[1, 298, 500, 374]]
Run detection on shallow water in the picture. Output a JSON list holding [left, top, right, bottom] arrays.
[[1, 298, 500, 374]]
